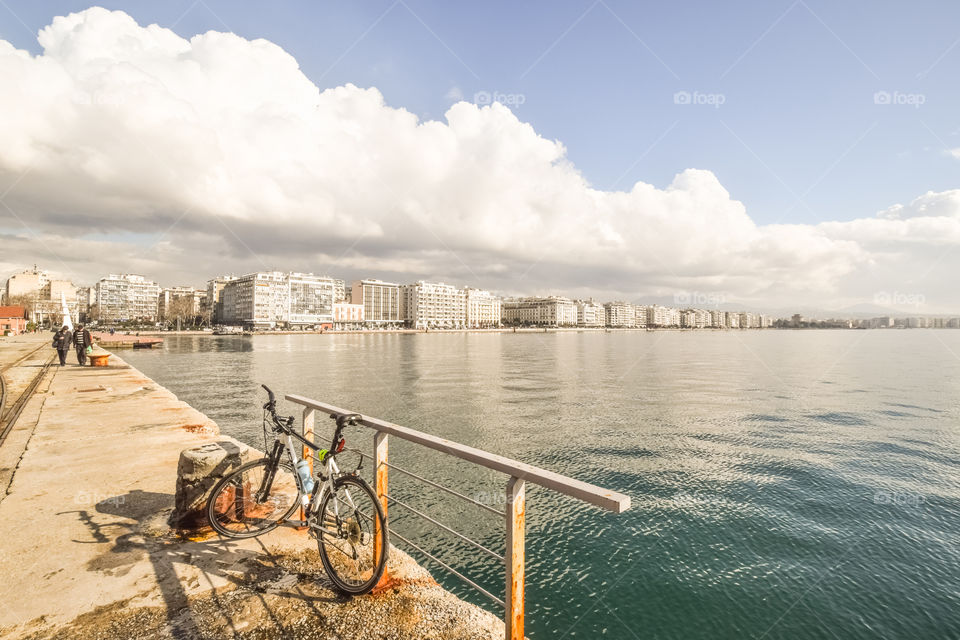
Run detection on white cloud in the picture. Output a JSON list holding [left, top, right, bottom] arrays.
[[946, 148, 960, 160], [0, 7, 958, 312]]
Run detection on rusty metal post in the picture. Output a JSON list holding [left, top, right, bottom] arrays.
[[300, 407, 315, 523], [505, 476, 526, 640], [374, 430, 389, 583]]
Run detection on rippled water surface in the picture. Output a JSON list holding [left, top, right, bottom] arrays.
[[122, 330, 960, 639]]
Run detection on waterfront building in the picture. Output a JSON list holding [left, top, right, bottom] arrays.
[[221, 271, 289, 328], [575, 300, 605, 327], [350, 279, 401, 325], [333, 279, 346, 303], [604, 301, 636, 327], [465, 288, 502, 328], [502, 296, 578, 326], [727, 312, 740, 328], [206, 276, 237, 324], [681, 309, 710, 328], [647, 305, 680, 327], [94, 274, 161, 322], [288, 273, 337, 326], [739, 312, 762, 329], [400, 281, 466, 329], [634, 305, 648, 328], [333, 302, 364, 328], [220, 271, 336, 328]]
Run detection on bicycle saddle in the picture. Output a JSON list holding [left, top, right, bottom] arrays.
[[332, 413, 362, 428]]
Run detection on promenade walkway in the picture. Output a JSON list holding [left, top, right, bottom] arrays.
[[0, 349, 501, 639]]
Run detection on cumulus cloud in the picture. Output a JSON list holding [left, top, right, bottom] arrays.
[[0, 7, 958, 312]]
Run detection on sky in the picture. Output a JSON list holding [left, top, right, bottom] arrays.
[[0, 1, 958, 314]]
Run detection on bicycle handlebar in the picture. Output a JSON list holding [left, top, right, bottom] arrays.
[[262, 384, 276, 407]]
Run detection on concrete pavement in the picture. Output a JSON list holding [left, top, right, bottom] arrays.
[[0, 349, 502, 639]]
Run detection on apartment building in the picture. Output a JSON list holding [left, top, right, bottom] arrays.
[[739, 312, 760, 329], [220, 272, 336, 328], [710, 310, 726, 328], [350, 279, 400, 325], [333, 279, 346, 303], [604, 301, 636, 327], [95, 274, 161, 322], [206, 276, 237, 324], [3, 266, 47, 303], [465, 288, 502, 328], [502, 296, 578, 326], [575, 300, 605, 327], [221, 272, 289, 328], [681, 309, 710, 328], [634, 305, 648, 328], [647, 305, 680, 327], [400, 281, 466, 329]]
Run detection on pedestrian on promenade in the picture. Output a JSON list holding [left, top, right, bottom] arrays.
[[73, 323, 92, 366], [52, 325, 71, 366]]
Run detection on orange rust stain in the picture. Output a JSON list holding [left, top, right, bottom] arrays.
[[374, 434, 389, 585], [180, 424, 209, 433], [508, 483, 526, 640]]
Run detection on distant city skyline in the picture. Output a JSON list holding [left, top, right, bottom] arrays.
[[0, 5, 958, 312]]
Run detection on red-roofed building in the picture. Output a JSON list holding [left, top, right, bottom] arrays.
[[0, 306, 27, 335]]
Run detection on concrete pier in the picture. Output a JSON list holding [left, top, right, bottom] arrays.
[[0, 344, 502, 639]]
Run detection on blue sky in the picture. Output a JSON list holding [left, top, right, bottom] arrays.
[[2, 0, 957, 227]]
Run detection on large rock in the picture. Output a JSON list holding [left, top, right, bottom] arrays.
[[171, 438, 258, 529]]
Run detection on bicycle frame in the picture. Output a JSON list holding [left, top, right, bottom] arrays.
[[264, 418, 360, 532]]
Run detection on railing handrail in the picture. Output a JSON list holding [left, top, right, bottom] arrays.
[[285, 393, 630, 513]]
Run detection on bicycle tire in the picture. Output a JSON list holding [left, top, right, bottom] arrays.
[[316, 475, 388, 594], [207, 458, 301, 539]]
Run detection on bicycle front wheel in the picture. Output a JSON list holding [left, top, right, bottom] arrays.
[[207, 458, 301, 538], [315, 475, 388, 594]]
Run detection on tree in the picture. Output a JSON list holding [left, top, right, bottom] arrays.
[[166, 296, 197, 328], [6, 293, 37, 318]]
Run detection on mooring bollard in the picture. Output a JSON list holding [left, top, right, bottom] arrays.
[[171, 438, 255, 529]]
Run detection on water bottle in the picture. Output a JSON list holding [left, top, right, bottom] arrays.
[[295, 459, 314, 494]]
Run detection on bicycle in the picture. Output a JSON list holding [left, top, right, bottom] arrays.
[[206, 384, 388, 594]]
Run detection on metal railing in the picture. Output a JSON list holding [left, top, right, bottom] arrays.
[[286, 393, 631, 640]]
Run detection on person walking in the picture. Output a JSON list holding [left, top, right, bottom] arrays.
[[73, 323, 92, 366], [52, 325, 72, 366]]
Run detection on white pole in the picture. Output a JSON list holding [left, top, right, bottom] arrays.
[[61, 292, 74, 332]]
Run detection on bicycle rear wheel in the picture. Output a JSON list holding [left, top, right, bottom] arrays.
[[207, 458, 300, 538], [315, 475, 388, 594]]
